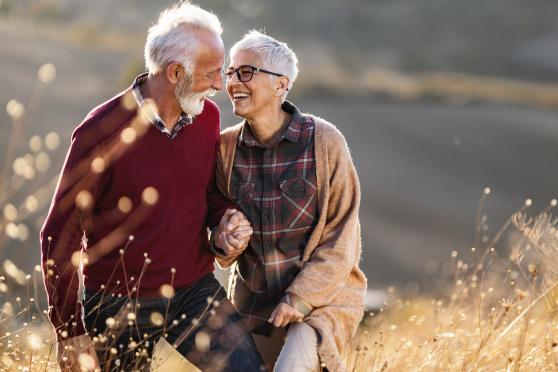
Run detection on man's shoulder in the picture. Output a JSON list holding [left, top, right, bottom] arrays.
[[202, 98, 220, 115], [74, 89, 135, 140], [189, 98, 220, 138], [196, 98, 220, 123]]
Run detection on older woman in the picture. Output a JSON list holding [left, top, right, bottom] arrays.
[[212, 31, 367, 371]]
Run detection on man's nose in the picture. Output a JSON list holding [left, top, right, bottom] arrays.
[[212, 72, 224, 91]]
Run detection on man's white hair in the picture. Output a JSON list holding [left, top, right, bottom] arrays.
[[144, 1, 223, 75], [230, 30, 299, 98]]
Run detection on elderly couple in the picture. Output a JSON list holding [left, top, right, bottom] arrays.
[[41, 2, 366, 371]]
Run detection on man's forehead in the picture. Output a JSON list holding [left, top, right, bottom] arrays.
[[195, 51, 224, 68], [193, 42, 224, 66]]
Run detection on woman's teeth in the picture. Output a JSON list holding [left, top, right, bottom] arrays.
[[233, 93, 250, 101]]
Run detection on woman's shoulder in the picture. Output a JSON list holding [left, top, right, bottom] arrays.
[[305, 113, 348, 149], [220, 122, 244, 141]]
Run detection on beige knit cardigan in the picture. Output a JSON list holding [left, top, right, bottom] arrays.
[[215, 115, 367, 371]]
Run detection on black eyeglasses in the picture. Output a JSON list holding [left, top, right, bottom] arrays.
[[225, 65, 283, 83]]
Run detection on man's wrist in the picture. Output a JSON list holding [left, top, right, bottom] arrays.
[[209, 227, 228, 257]]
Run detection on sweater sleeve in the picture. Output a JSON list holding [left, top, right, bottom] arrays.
[[205, 167, 235, 230], [285, 126, 361, 310], [40, 126, 109, 341], [205, 109, 236, 230]]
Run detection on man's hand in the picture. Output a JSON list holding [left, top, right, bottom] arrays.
[[268, 302, 305, 328], [57, 334, 100, 371], [214, 209, 253, 256]]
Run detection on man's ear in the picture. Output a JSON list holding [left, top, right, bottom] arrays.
[[166, 62, 182, 85]]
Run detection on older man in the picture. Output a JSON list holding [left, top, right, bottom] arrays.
[[40, 3, 263, 371]]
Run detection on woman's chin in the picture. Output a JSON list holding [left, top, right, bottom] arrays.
[[232, 105, 249, 118]]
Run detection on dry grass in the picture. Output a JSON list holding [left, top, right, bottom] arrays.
[[344, 195, 558, 371], [2, 64, 558, 372]]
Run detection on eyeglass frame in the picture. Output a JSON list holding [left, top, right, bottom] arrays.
[[225, 64, 284, 83]]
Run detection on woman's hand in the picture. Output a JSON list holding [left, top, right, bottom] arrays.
[[214, 209, 253, 256], [268, 302, 304, 327]]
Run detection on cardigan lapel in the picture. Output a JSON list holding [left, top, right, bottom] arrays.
[[218, 124, 242, 199]]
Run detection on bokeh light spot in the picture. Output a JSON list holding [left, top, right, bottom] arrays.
[[195, 331, 210, 352], [6, 99, 25, 119], [77, 352, 96, 371], [121, 127, 137, 144], [29, 135, 43, 152], [150, 312, 164, 326], [75, 190, 93, 210], [159, 284, 175, 299], [3, 204, 17, 221], [117, 196, 132, 213], [71, 251, 90, 268], [45, 132, 60, 151], [142, 187, 159, 205], [25, 196, 39, 213], [91, 157, 106, 173], [35, 152, 51, 173], [28, 334, 42, 350], [38, 63, 56, 84]]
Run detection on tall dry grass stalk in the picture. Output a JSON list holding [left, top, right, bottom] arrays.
[[0, 62, 63, 371]]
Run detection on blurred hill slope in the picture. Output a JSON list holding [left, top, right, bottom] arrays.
[[2, 0, 558, 82], [1, 0, 558, 289]]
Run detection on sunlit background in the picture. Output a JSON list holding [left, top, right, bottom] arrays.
[[1, 0, 558, 309]]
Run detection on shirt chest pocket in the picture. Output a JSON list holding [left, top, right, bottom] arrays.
[[279, 178, 317, 230], [231, 182, 255, 218]]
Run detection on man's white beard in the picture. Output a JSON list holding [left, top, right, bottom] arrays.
[[174, 76, 216, 116]]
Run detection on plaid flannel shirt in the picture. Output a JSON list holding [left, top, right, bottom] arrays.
[[229, 101, 318, 334]]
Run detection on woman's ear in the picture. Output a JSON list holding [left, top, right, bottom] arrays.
[[274, 77, 289, 96]]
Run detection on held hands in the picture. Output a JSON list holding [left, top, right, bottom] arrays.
[[214, 209, 253, 257], [57, 334, 100, 371]]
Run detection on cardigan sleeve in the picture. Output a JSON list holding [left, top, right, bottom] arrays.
[[205, 110, 237, 230], [285, 125, 362, 310], [205, 151, 236, 230], [213, 128, 243, 269]]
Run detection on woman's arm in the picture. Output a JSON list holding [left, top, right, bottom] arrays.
[[285, 125, 362, 310]]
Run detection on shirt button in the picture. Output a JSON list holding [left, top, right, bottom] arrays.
[[264, 241, 272, 249], [264, 150, 272, 156]]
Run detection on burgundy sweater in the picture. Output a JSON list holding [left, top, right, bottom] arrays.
[[40, 89, 232, 340]]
